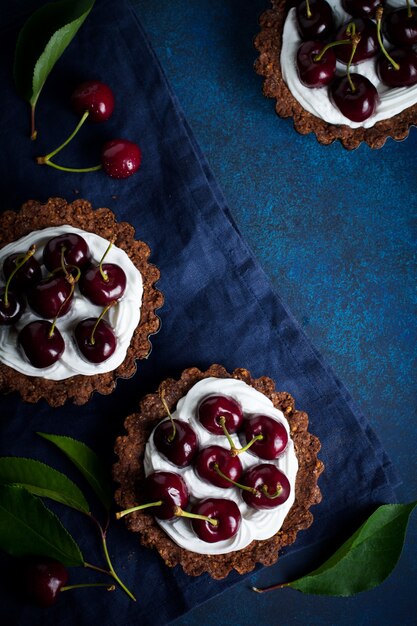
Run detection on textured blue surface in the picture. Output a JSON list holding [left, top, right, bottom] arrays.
[[134, 0, 417, 625]]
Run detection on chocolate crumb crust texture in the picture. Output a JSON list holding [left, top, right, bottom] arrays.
[[254, 0, 417, 149], [0, 197, 163, 406], [113, 365, 324, 580]]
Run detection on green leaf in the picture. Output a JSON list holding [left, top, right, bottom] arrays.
[[13, 0, 95, 138], [0, 457, 90, 514], [0, 485, 84, 567], [287, 502, 417, 596], [37, 433, 112, 511]]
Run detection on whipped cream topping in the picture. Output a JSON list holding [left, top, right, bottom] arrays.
[[0, 225, 143, 380], [281, 0, 416, 129], [144, 377, 298, 555]]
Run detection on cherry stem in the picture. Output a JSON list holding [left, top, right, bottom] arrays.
[[30, 105, 37, 141], [261, 483, 283, 499], [115, 500, 163, 519], [218, 416, 263, 456], [407, 0, 412, 18], [213, 463, 258, 494], [61, 582, 116, 592], [305, 0, 312, 19], [160, 390, 176, 443], [376, 7, 400, 71], [36, 160, 102, 173], [39, 110, 90, 162], [89, 302, 115, 346], [346, 33, 361, 93], [3, 245, 36, 307], [98, 238, 115, 282], [174, 506, 218, 527], [313, 38, 352, 63], [218, 416, 237, 449], [49, 282, 75, 338]]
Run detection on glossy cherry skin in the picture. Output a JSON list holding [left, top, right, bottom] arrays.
[[74, 318, 116, 363], [195, 445, 242, 489], [198, 395, 243, 435], [330, 73, 378, 122], [43, 233, 91, 272], [19, 320, 65, 368], [341, 0, 381, 19], [3, 253, 42, 291], [296, 0, 335, 40], [22, 558, 68, 607], [242, 464, 291, 510], [71, 80, 115, 122], [296, 40, 336, 88], [101, 139, 142, 179], [79, 263, 126, 306], [153, 419, 198, 467], [377, 48, 417, 87], [0, 289, 25, 325], [144, 471, 189, 520], [384, 8, 417, 47], [335, 18, 378, 64], [243, 415, 289, 460], [190, 498, 241, 543], [27, 274, 73, 318]]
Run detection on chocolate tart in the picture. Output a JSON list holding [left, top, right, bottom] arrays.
[[113, 364, 323, 580], [254, 0, 416, 150], [0, 197, 163, 406]]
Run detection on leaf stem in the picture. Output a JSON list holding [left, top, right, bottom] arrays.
[[30, 105, 37, 141], [61, 582, 116, 592], [251, 582, 290, 593]]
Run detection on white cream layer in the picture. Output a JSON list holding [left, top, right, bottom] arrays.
[[281, 0, 417, 128], [144, 377, 298, 555], [0, 225, 143, 379]]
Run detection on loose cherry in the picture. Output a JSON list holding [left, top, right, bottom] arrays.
[[153, 393, 199, 467], [19, 319, 65, 368], [296, 0, 335, 40], [198, 394, 243, 435], [79, 239, 126, 306], [296, 40, 337, 88], [101, 139, 142, 179], [0, 246, 37, 324], [21, 558, 69, 607], [335, 18, 378, 64], [43, 233, 91, 272], [71, 80, 115, 122], [189, 498, 241, 543], [243, 415, 289, 460], [384, 1, 417, 47], [195, 445, 243, 489], [241, 464, 291, 510], [74, 303, 117, 364], [341, 0, 381, 19]]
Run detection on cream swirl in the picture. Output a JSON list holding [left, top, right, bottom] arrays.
[[0, 225, 143, 379], [281, 0, 416, 129], [144, 377, 298, 555]]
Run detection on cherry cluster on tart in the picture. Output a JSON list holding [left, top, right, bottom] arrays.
[[0, 197, 163, 406], [255, 0, 417, 149], [113, 365, 323, 579]]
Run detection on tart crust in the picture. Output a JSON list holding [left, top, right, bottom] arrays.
[[0, 197, 163, 406], [113, 364, 323, 580], [254, 0, 416, 150]]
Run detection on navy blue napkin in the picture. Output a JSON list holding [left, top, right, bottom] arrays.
[[0, 1, 400, 624]]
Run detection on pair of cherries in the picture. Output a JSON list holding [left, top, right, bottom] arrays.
[[37, 81, 141, 179], [296, 0, 417, 123], [117, 394, 291, 544]]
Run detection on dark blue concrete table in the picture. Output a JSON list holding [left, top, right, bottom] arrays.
[[136, 1, 416, 624]]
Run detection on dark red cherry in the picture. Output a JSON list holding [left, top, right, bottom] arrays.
[[19, 320, 65, 368], [296, 0, 335, 40], [71, 80, 115, 122], [43, 233, 91, 272], [3, 253, 42, 290], [79, 263, 126, 306], [242, 464, 291, 510], [101, 139, 142, 179], [296, 40, 336, 88], [22, 558, 68, 607], [335, 18, 378, 64], [330, 73, 378, 122], [74, 318, 116, 363], [0, 289, 25, 325], [27, 273, 73, 318], [243, 415, 289, 460], [190, 498, 241, 543], [198, 395, 243, 435], [377, 48, 417, 87], [341, 0, 381, 19], [384, 7, 417, 47], [195, 445, 242, 489], [143, 471, 189, 520], [153, 419, 199, 467]]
